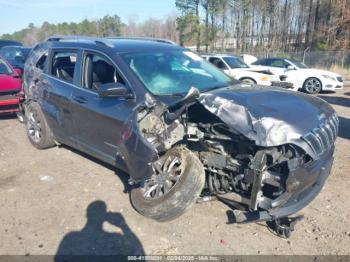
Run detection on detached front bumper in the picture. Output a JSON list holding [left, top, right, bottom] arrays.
[[234, 148, 334, 223]]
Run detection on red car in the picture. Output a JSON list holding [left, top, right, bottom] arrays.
[[0, 56, 22, 115]]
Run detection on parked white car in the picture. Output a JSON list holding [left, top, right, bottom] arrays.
[[202, 55, 293, 89], [240, 54, 258, 65], [250, 58, 344, 94]]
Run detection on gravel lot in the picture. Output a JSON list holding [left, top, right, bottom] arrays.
[[0, 86, 349, 256]]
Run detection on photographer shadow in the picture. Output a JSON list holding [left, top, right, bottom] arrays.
[[55, 200, 144, 260]]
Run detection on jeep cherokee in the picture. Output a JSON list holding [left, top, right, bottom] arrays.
[[21, 36, 338, 224]]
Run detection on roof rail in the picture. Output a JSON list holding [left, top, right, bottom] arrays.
[[106, 36, 177, 46], [46, 35, 114, 48]]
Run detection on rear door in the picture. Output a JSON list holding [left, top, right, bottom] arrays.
[[70, 50, 134, 166], [41, 49, 79, 145]]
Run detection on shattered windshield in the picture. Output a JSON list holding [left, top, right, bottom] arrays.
[[122, 50, 236, 95]]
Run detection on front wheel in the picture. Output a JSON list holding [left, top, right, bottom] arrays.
[[25, 102, 55, 149], [303, 77, 322, 94], [130, 146, 205, 222]]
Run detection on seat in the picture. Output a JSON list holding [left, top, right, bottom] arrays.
[[52, 56, 74, 83], [91, 60, 116, 90]]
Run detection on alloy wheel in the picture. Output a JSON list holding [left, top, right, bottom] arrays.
[[305, 78, 322, 94], [27, 112, 42, 143], [141, 154, 183, 200]]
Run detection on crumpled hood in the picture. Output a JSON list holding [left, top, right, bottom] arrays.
[[198, 85, 336, 147]]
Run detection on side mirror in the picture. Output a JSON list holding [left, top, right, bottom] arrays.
[[13, 68, 22, 77], [287, 65, 296, 70], [98, 83, 133, 99]]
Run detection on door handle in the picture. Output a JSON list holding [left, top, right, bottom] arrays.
[[72, 95, 87, 104]]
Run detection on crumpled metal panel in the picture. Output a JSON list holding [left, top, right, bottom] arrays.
[[23, 43, 52, 102], [198, 85, 337, 159]]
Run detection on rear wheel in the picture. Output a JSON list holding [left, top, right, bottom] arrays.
[[25, 102, 55, 149], [303, 77, 322, 94], [130, 146, 205, 222]]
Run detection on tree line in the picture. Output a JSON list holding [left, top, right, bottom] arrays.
[[0, 14, 179, 46], [1, 0, 349, 53], [176, 0, 350, 52]]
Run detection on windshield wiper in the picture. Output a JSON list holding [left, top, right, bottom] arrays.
[[202, 83, 232, 93]]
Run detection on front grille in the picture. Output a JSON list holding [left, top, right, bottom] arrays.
[[302, 113, 339, 157], [337, 76, 343, 82], [0, 93, 17, 101]]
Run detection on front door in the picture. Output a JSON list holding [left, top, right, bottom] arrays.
[[70, 51, 134, 166]]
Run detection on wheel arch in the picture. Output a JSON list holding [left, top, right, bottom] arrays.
[[303, 77, 323, 89], [239, 77, 257, 84]]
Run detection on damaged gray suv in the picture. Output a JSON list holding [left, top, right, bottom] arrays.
[[22, 36, 338, 228]]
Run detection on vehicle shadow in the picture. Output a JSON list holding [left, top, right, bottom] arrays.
[[61, 145, 131, 193], [344, 92, 350, 96], [299, 90, 336, 95], [317, 95, 350, 108], [320, 91, 336, 94], [338, 116, 350, 140], [55, 200, 144, 260]]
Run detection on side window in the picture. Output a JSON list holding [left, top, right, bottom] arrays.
[[252, 59, 267, 66], [262, 59, 273, 66], [51, 51, 77, 84], [82, 53, 125, 91], [209, 57, 228, 70], [270, 59, 289, 68], [36, 53, 48, 70]]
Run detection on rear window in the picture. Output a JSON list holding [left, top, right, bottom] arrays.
[[0, 46, 26, 61]]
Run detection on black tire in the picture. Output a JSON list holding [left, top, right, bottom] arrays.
[[130, 146, 205, 222], [25, 102, 55, 149], [240, 78, 256, 84], [303, 77, 322, 94]]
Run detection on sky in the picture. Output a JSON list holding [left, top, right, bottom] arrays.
[[0, 0, 177, 35]]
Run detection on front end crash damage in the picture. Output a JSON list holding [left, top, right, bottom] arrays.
[[120, 86, 338, 223]]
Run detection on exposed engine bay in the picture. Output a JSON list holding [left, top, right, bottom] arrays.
[[136, 90, 311, 215]]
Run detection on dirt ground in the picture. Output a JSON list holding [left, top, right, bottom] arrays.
[[0, 86, 350, 256]]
